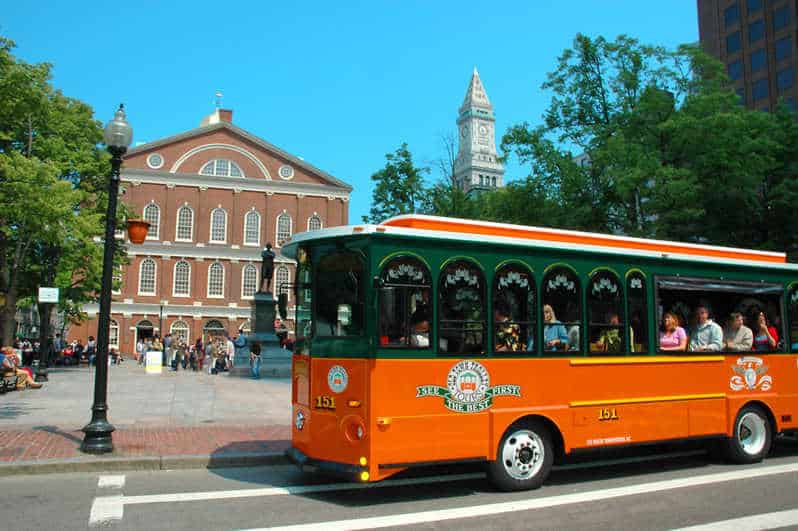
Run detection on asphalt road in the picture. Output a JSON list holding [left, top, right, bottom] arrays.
[[4, 437, 798, 531]]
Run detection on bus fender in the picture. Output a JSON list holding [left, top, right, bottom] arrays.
[[488, 409, 568, 461], [726, 398, 779, 437]]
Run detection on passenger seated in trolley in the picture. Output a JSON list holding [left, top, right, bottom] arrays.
[[494, 300, 522, 352], [723, 312, 753, 351], [592, 313, 622, 353], [659, 311, 687, 352], [408, 310, 430, 348], [543, 304, 569, 351], [689, 304, 723, 352], [753, 311, 779, 352]]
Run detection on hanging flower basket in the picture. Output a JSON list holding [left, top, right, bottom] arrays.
[[126, 219, 150, 244]]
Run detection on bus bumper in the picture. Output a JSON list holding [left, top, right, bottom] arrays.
[[285, 446, 363, 481]]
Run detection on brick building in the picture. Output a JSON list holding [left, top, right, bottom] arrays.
[[698, 0, 797, 112], [71, 108, 351, 354]]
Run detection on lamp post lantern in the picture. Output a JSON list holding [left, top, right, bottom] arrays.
[[81, 104, 133, 454]]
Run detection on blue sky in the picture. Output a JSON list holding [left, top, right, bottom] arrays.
[[5, 1, 698, 222]]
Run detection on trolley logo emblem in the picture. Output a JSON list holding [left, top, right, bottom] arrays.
[[416, 360, 521, 413], [327, 365, 349, 394], [730, 356, 772, 391]]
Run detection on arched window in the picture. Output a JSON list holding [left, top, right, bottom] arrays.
[[276, 212, 292, 246], [203, 319, 227, 338], [210, 208, 227, 243], [307, 215, 322, 231], [275, 266, 290, 298], [588, 270, 624, 354], [542, 266, 580, 352], [109, 319, 119, 349], [138, 258, 157, 295], [493, 263, 535, 353], [173, 260, 191, 297], [200, 159, 244, 177], [207, 262, 224, 297], [244, 210, 260, 246], [627, 272, 648, 353], [241, 264, 258, 298], [176, 205, 194, 241], [378, 256, 432, 348], [143, 203, 160, 240], [170, 320, 190, 344], [439, 260, 486, 354], [789, 283, 798, 353]]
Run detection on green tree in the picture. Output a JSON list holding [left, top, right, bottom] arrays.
[[0, 36, 116, 345], [363, 143, 428, 224]]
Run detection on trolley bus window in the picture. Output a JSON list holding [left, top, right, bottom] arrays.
[[493, 263, 536, 354], [789, 284, 798, 352], [439, 260, 486, 355], [542, 266, 581, 353], [655, 276, 785, 353], [315, 251, 364, 337], [378, 256, 432, 348], [588, 270, 625, 355], [294, 246, 312, 347], [626, 272, 649, 353]]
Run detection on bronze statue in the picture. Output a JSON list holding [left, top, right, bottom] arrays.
[[259, 243, 275, 293]]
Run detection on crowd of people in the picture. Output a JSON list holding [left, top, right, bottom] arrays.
[[134, 332, 255, 376], [659, 305, 779, 353]]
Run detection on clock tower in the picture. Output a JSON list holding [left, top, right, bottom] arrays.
[[454, 67, 505, 194]]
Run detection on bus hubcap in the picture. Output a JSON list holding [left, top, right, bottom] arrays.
[[502, 429, 543, 480], [738, 412, 766, 455]]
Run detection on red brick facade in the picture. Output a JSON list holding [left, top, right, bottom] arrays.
[[69, 109, 351, 354]]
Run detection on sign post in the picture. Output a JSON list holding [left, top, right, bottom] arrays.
[[35, 287, 59, 382]]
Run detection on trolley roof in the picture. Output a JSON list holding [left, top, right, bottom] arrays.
[[282, 214, 798, 271]]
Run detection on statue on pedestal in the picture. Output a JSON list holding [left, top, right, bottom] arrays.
[[259, 243, 274, 294]]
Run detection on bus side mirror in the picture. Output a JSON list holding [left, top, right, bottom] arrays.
[[277, 293, 288, 320]]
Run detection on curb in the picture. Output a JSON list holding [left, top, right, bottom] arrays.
[[0, 451, 289, 477]]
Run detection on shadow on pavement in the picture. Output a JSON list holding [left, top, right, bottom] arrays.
[[32, 425, 83, 445], [0, 402, 41, 421], [207, 439, 291, 481]]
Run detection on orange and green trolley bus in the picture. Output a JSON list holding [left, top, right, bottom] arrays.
[[282, 214, 798, 491]]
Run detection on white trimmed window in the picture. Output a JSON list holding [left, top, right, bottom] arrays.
[[307, 214, 322, 231], [112, 270, 122, 295], [138, 258, 157, 295], [200, 159, 244, 177], [276, 212, 292, 246], [144, 203, 160, 240], [207, 262, 224, 297], [109, 319, 120, 349], [170, 320, 190, 344], [173, 260, 191, 297], [244, 210, 261, 246], [176, 205, 194, 241], [210, 208, 227, 243], [242, 264, 258, 298], [275, 266, 290, 299]]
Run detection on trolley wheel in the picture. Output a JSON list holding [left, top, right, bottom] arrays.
[[487, 420, 553, 492], [724, 405, 772, 464]]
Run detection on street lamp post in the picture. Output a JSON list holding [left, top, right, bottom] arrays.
[[159, 300, 166, 365], [81, 104, 133, 454]]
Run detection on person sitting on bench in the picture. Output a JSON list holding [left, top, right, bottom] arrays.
[[1, 347, 42, 389]]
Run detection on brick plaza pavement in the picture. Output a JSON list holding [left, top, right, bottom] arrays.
[[0, 362, 292, 474]]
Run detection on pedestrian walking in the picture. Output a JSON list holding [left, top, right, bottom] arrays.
[[250, 343, 261, 379]]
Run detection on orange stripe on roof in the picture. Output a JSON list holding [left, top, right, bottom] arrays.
[[382, 216, 786, 264]]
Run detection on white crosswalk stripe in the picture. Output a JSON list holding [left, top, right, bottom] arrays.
[[672, 508, 798, 531]]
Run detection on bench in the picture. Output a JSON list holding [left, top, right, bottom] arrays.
[[0, 372, 20, 394]]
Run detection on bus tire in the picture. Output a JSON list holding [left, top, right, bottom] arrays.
[[487, 420, 553, 492], [724, 405, 771, 464]]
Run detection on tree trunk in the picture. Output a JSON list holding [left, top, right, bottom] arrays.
[[0, 289, 18, 345]]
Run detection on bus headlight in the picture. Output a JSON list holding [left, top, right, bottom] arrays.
[[343, 416, 366, 442]]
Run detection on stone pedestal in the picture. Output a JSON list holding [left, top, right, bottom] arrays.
[[232, 290, 291, 377]]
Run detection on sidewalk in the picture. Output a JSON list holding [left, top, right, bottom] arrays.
[[0, 362, 292, 475]]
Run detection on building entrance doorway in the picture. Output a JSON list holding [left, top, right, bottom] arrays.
[[136, 320, 154, 345]]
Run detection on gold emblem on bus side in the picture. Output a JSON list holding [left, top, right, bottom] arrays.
[[416, 360, 521, 413], [730, 356, 772, 391]]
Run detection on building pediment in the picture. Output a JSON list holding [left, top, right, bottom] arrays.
[[124, 120, 351, 191]]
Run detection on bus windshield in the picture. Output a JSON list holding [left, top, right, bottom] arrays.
[[314, 250, 365, 337]]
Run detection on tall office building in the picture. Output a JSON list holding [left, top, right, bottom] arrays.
[[698, 0, 797, 112]]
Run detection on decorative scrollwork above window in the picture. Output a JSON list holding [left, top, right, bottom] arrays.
[[591, 276, 619, 296], [547, 273, 575, 292], [629, 277, 643, 290], [498, 270, 529, 289], [445, 267, 479, 287]]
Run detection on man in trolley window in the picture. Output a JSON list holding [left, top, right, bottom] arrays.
[[689, 304, 723, 352]]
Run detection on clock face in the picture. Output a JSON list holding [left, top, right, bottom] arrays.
[[460, 126, 468, 138], [479, 125, 488, 136]]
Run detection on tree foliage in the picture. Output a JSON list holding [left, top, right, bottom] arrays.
[[363, 143, 428, 224], [0, 36, 119, 344]]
